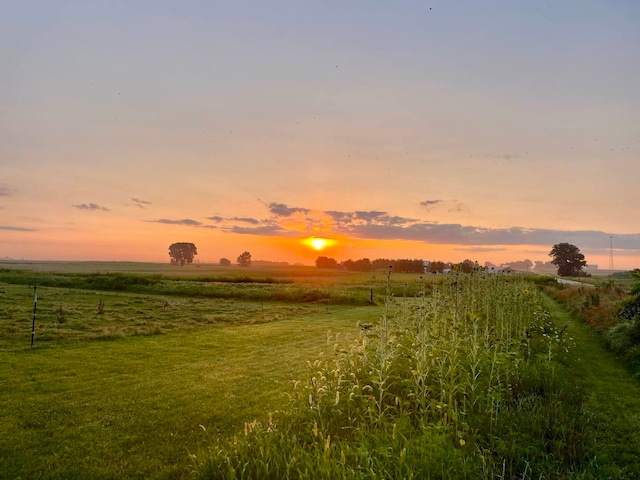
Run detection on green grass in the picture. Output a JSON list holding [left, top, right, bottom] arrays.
[[0, 305, 370, 478], [541, 294, 640, 479], [0, 267, 408, 306], [0, 283, 337, 348], [2, 264, 640, 479]]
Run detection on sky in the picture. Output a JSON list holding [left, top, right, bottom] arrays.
[[1, 0, 639, 269]]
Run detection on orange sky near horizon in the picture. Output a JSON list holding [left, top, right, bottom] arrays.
[[1, 2, 639, 270]]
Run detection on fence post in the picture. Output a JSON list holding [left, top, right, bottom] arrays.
[[30, 283, 37, 348]]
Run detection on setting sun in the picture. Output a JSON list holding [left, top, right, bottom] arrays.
[[303, 237, 335, 251], [311, 238, 327, 250]]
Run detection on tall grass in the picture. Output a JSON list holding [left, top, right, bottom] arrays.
[[195, 273, 585, 479]]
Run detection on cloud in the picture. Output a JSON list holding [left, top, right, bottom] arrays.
[[159, 200, 640, 254], [226, 225, 293, 236], [148, 218, 203, 226], [340, 222, 640, 251], [268, 202, 310, 217], [355, 211, 387, 222], [486, 153, 521, 160], [0, 225, 36, 231], [447, 202, 468, 213], [72, 203, 111, 212], [325, 210, 354, 223], [231, 217, 260, 224], [454, 246, 508, 253], [420, 199, 441, 211], [0, 186, 15, 197], [324, 210, 414, 226], [131, 198, 152, 209]]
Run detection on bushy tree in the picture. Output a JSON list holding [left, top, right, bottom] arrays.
[[549, 243, 587, 277], [237, 251, 252, 267], [315, 256, 338, 269], [220, 258, 231, 266], [168, 242, 197, 265]]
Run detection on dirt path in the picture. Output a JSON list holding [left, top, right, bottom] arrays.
[[542, 294, 640, 479]]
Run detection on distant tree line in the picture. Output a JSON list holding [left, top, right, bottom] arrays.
[[485, 259, 534, 271], [315, 256, 484, 274]]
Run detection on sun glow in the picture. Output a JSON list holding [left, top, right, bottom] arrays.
[[303, 237, 335, 251]]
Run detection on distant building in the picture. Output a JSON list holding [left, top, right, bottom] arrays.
[[586, 264, 598, 270]]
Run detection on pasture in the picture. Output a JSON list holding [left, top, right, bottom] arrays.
[[1, 262, 640, 479]]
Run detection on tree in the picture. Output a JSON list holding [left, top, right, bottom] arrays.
[[451, 259, 478, 274], [549, 243, 587, 277], [168, 242, 197, 266], [237, 251, 252, 267], [220, 258, 231, 266], [353, 258, 372, 272], [316, 256, 338, 269], [428, 261, 446, 273]]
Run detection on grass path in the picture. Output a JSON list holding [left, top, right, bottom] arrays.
[[542, 294, 640, 479]]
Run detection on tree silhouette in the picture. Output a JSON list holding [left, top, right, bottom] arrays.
[[315, 256, 338, 269], [168, 242, 197, 266], [237, 251, 252, 267], [549, 243, 587, 277]]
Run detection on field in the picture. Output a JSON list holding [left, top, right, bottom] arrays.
[[1, 261, 640, 479]]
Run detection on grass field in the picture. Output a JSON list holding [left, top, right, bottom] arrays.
[[0, 285, 371, 477], [1, 261, 640, 478]]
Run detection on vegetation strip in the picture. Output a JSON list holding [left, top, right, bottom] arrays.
[[542, 294, 640, 479], [194, 274, 591, 479]]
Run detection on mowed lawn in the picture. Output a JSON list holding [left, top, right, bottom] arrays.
[[0, 306, 372, 479]]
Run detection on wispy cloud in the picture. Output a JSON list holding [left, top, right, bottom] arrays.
[[131, 198, 152, 209], [485, 153, 521, 161], [72, 203, 111, 212], [226, 225, 292, 236], [268, 202, 310, 217], [420, 199, 467, 214], [0, 186, 16, 197], [207, 216, 224, 222], [0, 225, 36, 231], [454, 246, 508, 253], [231, 217, 260, 224], [420, 199, 441, 211], [447, 202, 468, 213], [148, 218, 202, 226]]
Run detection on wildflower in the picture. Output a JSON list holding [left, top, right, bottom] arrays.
[[459, 439, 466, 446]]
